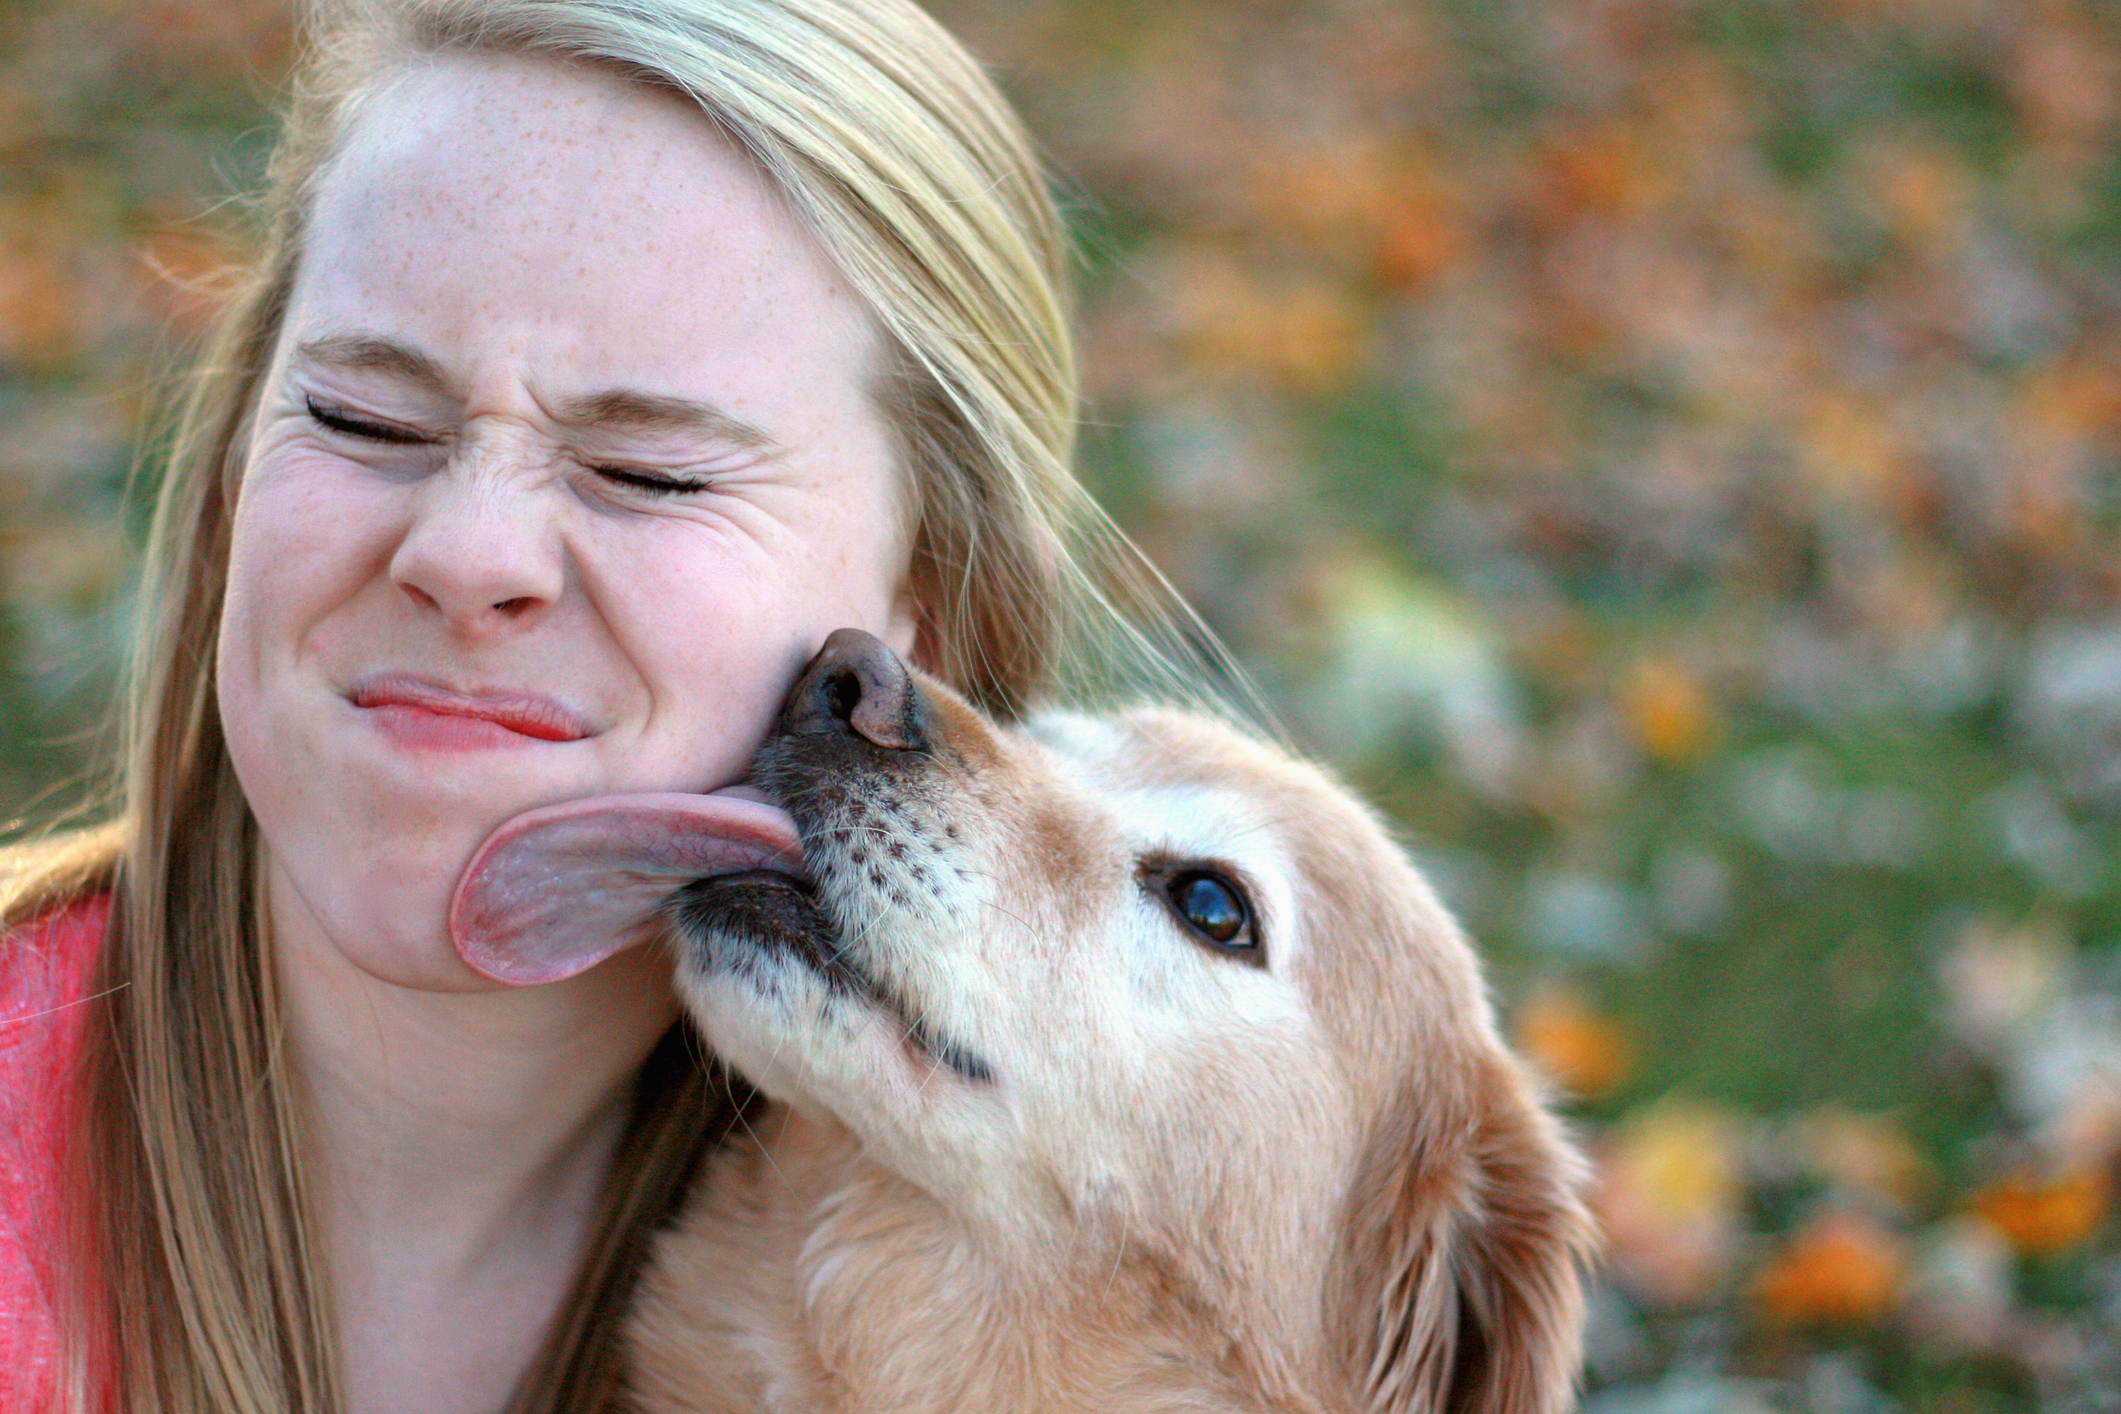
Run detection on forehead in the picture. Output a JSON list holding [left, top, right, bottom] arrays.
[[1023, 710, 1326, 935], [290, 52, 878, 398], [1021, 709, 1466, 1017], [1026, 710, 1334, 822], [1026, 712, 1289, 847]]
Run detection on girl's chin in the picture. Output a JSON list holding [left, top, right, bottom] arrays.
[[268, 845, 681, 1001]]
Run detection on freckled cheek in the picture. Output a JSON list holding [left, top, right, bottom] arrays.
[[224, 459, 406, 664], [599, 537, 802, 720], [805, 486, 915, 620], [216, 473, 368, 825]]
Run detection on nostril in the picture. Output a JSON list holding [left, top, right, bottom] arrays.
[[787, 662, 869, 742], [824, 668, 862, 727]]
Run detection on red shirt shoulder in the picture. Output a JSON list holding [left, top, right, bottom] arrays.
[[0, 892, 111, 1408]]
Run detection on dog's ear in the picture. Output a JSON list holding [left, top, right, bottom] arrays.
[[1328, 1050, 1595, 1414]]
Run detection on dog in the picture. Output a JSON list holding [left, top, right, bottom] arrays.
[[452, 630, 1595, 1412]]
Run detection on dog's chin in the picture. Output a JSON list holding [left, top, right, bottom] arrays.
[[667, 871, 855, 996], [668, 875, 997, 1117]]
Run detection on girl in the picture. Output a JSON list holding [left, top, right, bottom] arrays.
[[0, 1, 1200, 1407]]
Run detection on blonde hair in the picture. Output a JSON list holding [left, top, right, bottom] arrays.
[[6, 0, 1238, 1409]]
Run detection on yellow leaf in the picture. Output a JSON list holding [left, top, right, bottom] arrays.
[[1623, 657, 1717, 765], [1594, 1102, 1742, 1305]]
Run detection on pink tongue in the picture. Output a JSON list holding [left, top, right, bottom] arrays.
[[450, 790, 805, 986]]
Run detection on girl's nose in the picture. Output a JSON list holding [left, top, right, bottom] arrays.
[[387, 460, 565, 637]]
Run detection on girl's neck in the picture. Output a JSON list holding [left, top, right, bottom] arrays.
[[267, 861, 678, 1414]]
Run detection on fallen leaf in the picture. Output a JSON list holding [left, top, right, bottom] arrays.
[[1753, 1209, 1906, 1325], [1515, 985, 1635, 1100], [1623, 656, 1717, 765], [1972, 1166, 2110, 1256]]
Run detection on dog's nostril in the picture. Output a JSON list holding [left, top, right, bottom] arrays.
[[824, 669, 862, 727]]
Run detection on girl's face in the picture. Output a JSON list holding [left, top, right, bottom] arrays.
[[217, 53, 917, 991]]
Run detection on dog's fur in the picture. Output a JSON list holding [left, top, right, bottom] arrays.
[[624, 656, 1594, 1413]]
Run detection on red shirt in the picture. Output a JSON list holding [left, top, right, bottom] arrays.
[[0, 893, 108, 1410]]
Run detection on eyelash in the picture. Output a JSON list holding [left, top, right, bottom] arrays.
[[305, 394, 714, 495], [591, 465, 713, 495], [306, 394, 424, 445]]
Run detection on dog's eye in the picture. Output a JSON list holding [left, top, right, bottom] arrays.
[[1159, 868, 1258, 961]]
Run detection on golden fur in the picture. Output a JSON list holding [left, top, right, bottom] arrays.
[[625, 675, 1595, 1413]]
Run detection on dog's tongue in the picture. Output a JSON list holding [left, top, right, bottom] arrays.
[[450, 788, 805, 986]]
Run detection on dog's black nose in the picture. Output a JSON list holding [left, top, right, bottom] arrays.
[[781, 628, 928, 751]]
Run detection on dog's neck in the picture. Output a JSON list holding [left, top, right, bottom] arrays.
[[628, 1104, 1330, 1414]]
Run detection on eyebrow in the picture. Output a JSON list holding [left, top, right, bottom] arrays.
[[554, 388, 778, 451], [296, 334, 450, 393], [293, 334, 779, 452]]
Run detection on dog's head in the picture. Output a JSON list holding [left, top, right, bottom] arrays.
[[454, 630, 1593, 1412]]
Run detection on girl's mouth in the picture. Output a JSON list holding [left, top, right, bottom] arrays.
[[348, 673, 595, 746]]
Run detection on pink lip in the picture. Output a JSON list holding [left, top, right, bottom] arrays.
[[348, 673, 594, 745]]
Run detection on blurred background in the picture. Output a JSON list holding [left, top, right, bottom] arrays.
[[2, 0, 2117, 1407]]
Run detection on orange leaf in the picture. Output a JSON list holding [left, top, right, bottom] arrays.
[[1623, 657, 1717, 765], [1375, 200, 1465, 292], [1535, 120, 1663, 222], [0, 242, 79, 368], [1515, 987, 1634, 1100], [1752, 1210, 1905, 1326], [1973, 1168, 2111, 1257]]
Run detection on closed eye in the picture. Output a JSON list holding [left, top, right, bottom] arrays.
[[305, 394, 428, 445], [306, 393, 713, 495], [592, 464, 714, 495]]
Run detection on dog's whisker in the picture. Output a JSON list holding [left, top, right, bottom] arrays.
[[971, 896, 1037, 934], [1099, 1229, 1129, 1305], [805, 822, 901, 846], [729, 1095, 797, 1198]]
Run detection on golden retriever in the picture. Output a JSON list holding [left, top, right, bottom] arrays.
[[453, 630, 1595, 1413]]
